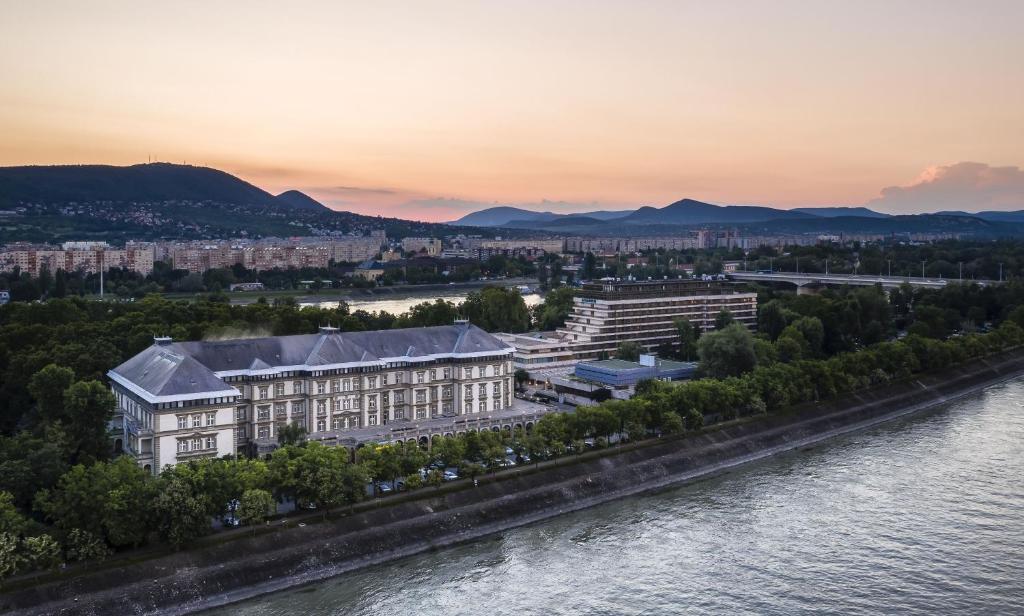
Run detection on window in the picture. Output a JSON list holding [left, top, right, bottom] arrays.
[[443, 401, 453, 414], [464, 385, 473, 400], [478, 401, 485, 413], [332, 417, 342, 430], [332, 380, 340, 393], [381, 391, 390, 405], [395, 372, 404, 384], [257, 406, 270, 421], [493, 382, 501, 396], [177, 416, 187, 430], [368, 414, 378, 426], [368, 396, 378, 411], [292, 400, 304, 414], [259, 386, 269, 400], [443, 367, 451, 379], [206, 412, 216, 426], [205, 436, 216, 450], [235, 407, 247, 421], [478, 383, 487, 397], [342, 378, 351, 392], [416, 408, 426, 419], [190, 437, 202, 450], [430, 369, 437, 380], [293, 380, 303, 394], [275, 403, 287, 417], [236, 426, 246, 439], [367, 376, 377, 389], [317, 381, 326, 395], [464, 367, 472, 379], [177, 440, 188, 453], [316, 419, 326, 432], [257, 426, 270, 439], [416, 390, 426, 404], [442, 386, 453, 398], [317, 399, 327, 416], [416, 371, 425, 384], [396, 391, 405, 404], [275, 383, 285, 396], [343, 397, 351, 410], [192, 414, 202, 428]]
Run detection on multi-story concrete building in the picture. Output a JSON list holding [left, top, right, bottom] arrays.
[[0, 241, 155, 276], [107, 322, 516, 473], [401, 237, 443, 256], [556, 280, 757, 360]]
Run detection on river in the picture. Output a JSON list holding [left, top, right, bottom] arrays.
[[210, 380, 1024, 615], [301, 291, 542, 315]]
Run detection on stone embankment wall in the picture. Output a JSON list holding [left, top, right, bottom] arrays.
[[5, 350, 1024, 615]]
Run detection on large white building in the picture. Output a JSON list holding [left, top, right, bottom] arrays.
[[556, 280, 757, 359], [108, 322, 516, 473]]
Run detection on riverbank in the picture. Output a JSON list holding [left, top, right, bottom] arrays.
[[157, 277, 540, 306], [5, 350, 1024, 615]]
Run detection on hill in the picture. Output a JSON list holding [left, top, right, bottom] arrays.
[[451, 207, 562, 226], [0, 163, 316, 209], [791, 206, 890, 218], [620, 198, 815, 225], [275, 189, 329, 211], [937, 210, 1024, 223]]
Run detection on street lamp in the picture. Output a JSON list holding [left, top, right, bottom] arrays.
[[921, 260, 926, 279]]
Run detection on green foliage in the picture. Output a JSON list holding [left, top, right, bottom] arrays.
[[533, 287, 575, 331], [714, 309, 734, 330], [616, 341, 642, 362], [697, 323, 758, 379], [461, 286, 531, 332], [238, 489, 274, 528], [154, 476, 211, 549]]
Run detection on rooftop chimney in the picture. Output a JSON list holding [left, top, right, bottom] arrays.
[[318, 325, 340, 335], [154, 336, 173, 345]]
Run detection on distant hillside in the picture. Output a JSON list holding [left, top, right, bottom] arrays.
[[937, 210, 1024, 223], [620, 198, 815, 225], [452, 206, 635, 227], [451, 206, 562, 226], [0, 163, 325, 211], [276, 189, 329, 211], [792, 206, 890, 218]]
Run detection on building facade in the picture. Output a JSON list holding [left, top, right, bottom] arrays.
[[107, 322, 515, 473], [556, 280, 757, 359], [0, 241, 155, 276]]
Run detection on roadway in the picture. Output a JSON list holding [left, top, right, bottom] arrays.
[[728, 271, 1001, 289]]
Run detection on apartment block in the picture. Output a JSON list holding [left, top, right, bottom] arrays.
[[556, 280, 757, 360]]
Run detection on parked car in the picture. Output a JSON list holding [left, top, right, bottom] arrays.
[[443, 470, 459, 481]]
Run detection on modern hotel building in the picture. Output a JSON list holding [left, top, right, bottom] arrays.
[[107, 322, 515, 473], [556, 280, 757, 359]]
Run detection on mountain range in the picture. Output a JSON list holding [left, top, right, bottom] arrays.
[[0, 163, 329, 211]]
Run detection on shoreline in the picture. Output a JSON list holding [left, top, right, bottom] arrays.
[[5, 350, 1024, 615]]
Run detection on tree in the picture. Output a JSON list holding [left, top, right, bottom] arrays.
[[697, 323, 758, 379], [27, 364, 75, 425], [533, 287, 575, 330], [154, 475, 210, 549], [661, 411, 684, 435], [60, 380, 115, 464], [582, 252, 597, 280], [616, 341, 642, 362], [674, 317, 699, 360], [514, 368, 529, 391], [277, 423, 307, 447], [238, 489, 274, 532], [461, 286, 532, 332], [714, 309, 734, 330]]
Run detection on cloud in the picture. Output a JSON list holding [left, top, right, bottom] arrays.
[[868, 162, 1024, 214]]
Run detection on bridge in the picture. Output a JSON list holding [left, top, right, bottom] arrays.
[[728, 271, 1000, 290]]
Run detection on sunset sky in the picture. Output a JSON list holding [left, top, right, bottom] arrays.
[[1, 1, 1023, 221]]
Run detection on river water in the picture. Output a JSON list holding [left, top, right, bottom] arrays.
[[212, 380, 1024, 615], [302, 292, 542, 316]]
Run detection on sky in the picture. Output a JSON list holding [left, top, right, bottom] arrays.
[[1, 1, 1023, 221]]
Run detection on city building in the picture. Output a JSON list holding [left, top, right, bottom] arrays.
[[495, 331, 578, 380], [107, 322, 517, 473], [401, 237, 443, 256], [0, 241, 155, 276], [556, 280, 757, 359], [573, 354, 697, 387]]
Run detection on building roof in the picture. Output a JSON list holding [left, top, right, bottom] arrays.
[[109, 322, 512, 403]]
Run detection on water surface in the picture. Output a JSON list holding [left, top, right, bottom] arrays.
[[213, 380, 1024, 615]]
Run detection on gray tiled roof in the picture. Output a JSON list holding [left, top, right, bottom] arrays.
[[109, 323, 510, 400]]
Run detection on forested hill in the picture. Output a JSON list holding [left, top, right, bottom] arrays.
[[0, 163, 328, 211]]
